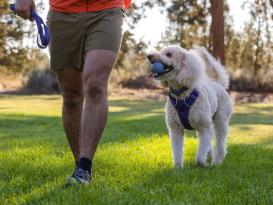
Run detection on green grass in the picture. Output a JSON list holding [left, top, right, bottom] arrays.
[[0, 95, 272, 205]]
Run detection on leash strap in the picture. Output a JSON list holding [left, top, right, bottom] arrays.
[[10, 4, 50, 49], [169, 89, 199, 130]]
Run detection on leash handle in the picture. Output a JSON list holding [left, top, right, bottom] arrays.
[[10, 4, 50, 49]]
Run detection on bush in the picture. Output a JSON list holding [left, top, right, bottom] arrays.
[[119, 75, 159, 89], [22, 69, 59, 94], [229, 69, 273, 92]]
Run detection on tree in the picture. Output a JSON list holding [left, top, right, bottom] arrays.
[[0, 0, 29, 73], [210, 0, 225, 64], [116, 2, 150, 69], [235, 0, 273, 76], [161, 0, 210, 48]]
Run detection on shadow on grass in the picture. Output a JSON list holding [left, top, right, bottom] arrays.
[[0, 113, 167, 145], [0, 99, 272, 146], [230, 112, 273, 126], [231, 104, 273, 126], [0, 97, 166, 147], [0, 114, 63, 147]]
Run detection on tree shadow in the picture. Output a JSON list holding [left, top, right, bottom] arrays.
[[1, 101, 272, 147], [230, 104, 273, 126], [230, 112, 273, 126]]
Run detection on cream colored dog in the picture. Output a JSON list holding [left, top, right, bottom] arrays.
[[147, 45, 232, 167]]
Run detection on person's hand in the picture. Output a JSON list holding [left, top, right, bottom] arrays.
[[15, 0, 35, 21]]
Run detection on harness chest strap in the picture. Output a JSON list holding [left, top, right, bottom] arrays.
[[169, 88, 199, 130]]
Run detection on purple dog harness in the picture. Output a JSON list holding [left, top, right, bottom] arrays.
[[169, 87, 199, 130]]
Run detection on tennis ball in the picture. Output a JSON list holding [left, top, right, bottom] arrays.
[[151, 62, 164, 74]]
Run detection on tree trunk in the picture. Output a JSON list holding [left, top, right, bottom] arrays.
[[210, 0, 225, 64]]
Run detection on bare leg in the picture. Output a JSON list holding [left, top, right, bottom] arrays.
[[169, 127, 184, 168], [56, 69, 83, 163], [80, 49, 118, 160]]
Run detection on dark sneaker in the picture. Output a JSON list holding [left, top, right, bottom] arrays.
[[66, 167, 91, 186]]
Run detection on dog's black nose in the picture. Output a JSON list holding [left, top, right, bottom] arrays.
[[147, 54, 154, 61]]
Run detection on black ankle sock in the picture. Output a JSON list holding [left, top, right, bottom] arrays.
[[78, 157, 92, 173]]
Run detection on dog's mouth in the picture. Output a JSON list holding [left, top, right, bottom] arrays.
[[148, 61, 174, 78]]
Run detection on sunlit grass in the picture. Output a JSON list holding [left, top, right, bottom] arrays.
[[0, 95, 272, 205]]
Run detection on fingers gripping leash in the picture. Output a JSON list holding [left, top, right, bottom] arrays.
[[10, 4, 50, 49]]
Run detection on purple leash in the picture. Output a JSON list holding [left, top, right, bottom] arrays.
[[10, 4, 50, 49]]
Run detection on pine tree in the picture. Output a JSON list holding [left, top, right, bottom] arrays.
[[210, 0, 225, 64]]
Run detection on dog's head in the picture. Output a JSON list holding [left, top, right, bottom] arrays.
[[147, 45, 205, 88]]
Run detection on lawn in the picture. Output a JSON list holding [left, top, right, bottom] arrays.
[[0, 95, 272, 205]]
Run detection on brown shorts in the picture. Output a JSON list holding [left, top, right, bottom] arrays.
[[46, 8, 125, 71]]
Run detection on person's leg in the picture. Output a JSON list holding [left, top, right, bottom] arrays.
[[80, 49, 118, 160], [56, 69, 83, 164], [67, 8, 124, 185], [66, 50, 118, 185]]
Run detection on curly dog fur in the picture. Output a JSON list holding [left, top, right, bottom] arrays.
[[148, 45, 233, 167]]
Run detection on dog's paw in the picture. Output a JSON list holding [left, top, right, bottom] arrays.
[[212, 159, 224, 165], [174, 163, 183, 169], [196, 160, 208, 168]]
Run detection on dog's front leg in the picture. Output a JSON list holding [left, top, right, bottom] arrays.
[[196, 126, 213, 167], [169, 127, 184, 168]]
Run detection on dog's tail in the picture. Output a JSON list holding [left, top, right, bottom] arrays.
[[193, 46, 229, 89]]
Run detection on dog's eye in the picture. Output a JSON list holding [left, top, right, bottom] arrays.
[[166, 52, 172, 58]]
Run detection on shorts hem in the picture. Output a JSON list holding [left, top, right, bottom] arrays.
[[84, 47, 120, 54], [50, 66, 83, 72]]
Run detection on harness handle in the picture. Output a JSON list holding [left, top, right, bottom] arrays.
[[10, 4, 50, 49]]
